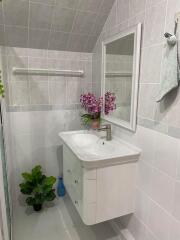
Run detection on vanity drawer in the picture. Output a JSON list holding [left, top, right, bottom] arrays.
[[63, 144, 97, 225]]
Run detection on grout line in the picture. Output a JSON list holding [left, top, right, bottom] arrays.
[[27, 0, 31, 105], [47, 0, 56, 51], [29, 0, 56, 7], [66, 6, 79, 51], [4, 24, 97, 37]]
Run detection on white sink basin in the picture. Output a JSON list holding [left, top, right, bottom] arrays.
[[59, 130, 141, 168], [71, 133, 99, 148]]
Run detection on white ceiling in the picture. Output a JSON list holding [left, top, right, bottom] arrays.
[[0, 0, 115, 52]]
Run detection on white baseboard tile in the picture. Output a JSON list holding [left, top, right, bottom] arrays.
[[110, 220, 135, 240]]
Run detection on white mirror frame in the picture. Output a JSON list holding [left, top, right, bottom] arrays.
[[101, 23, 142, 132]]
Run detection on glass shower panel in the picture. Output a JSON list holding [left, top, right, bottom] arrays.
[[0, 106, 11, 240]]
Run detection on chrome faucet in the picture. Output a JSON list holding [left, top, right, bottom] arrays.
[[98, 124, 112, 141]]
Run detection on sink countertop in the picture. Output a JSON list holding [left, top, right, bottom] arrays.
[[59, 130, 141, 168]]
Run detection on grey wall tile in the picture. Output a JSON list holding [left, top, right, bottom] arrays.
[[128, 11, 145, 27], [72, 12, 96, 34], [7, 55, 28, 81], [55, 0, 79, 9], [0, 3, 4, 24], [0, 0, 114, 52], [27, 48, 47, 58], [29, 2, 54, 29], [28, 74, 48, 82], [4, 0, 29, 27], [28, 29, 50, 49], [30, 0, 56, 4], [165, 0, 180, 34], [140, 44, 163, 84], [48, 31, 69, 51], [91, 13, 108, 35], [30, 80, 49, 105], [138, 83, 158, 120], [67, 78, 82, 103], [67, 34, 88, 52], [6, 47, 28, 57], [10, 80, 30, 106], [100, 0, 115, 14], [49, 77, 66, 105], [5, 26, 28, 48], [0, 25, 5, 45], [52, 7, 76, 32], [28, 57, 48, 69], [77, 0, 103, 12], [129, 0, 146, 17], [143, 1, 166, 47], [117, 0, 129, 24], [105, 3, 117, 32], [7, 56, 28, 71], [85, 36, 98, 52], [1, 56, 8, 82], [72, 11, 96, 35]]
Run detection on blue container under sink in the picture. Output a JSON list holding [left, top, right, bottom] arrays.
[[57, 177, 65, 197]]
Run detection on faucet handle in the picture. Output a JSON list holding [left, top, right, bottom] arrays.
[[100, 124, 111, 129], [97, 124, 111, 131]]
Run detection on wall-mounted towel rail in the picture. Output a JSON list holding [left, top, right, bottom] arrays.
[[12, 67, 84, 77], [106, 72, 132, 77]]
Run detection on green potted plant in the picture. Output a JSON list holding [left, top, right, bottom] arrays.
[[19, 165, 56, 211]]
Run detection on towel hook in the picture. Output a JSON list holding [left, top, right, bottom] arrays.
[[164, 32, 172, 38], [164, 12, 179, 39]]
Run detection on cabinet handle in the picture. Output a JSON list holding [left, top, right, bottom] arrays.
[[75, 200, 78, 205], [74, 180, 78, 184]]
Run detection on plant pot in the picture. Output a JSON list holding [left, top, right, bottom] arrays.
[[33, 204, 42, 211], [91, 119, 100, 129]]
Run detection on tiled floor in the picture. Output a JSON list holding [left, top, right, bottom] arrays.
[[13, 195, 122, 240]]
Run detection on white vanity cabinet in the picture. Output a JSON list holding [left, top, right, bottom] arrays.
[[63, 143, 138, 225]]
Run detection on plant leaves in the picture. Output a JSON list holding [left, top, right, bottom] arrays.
[[43, 176, 56, 186], [26, 197, 35, 206], [22, 173, 32, 182], [45, 190, 56, 201], [19, 182, 33, 195]]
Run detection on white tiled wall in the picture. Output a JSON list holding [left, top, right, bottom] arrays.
[[112, 125, 180, 240], [8, 109, 82, 208], [92, 0, 180, 239]]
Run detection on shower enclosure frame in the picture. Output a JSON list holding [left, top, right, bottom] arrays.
[[0, 100, 11, 240]]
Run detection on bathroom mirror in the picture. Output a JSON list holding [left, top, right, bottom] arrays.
[[102, 23, 142, 131]]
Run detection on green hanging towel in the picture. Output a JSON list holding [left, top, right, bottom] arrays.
[[156, 35, 180, 102]]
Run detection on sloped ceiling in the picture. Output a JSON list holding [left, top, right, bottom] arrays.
[[0, 0, 115, 52]]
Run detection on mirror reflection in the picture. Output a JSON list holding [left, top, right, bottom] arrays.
[[105, 33, 134, 123]]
